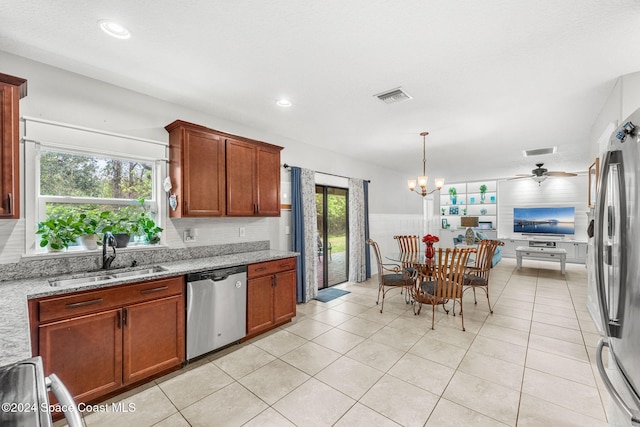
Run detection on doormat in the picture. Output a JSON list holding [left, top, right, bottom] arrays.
[[315, 288, 350, 303]]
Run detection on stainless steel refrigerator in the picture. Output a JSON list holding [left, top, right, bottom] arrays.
[[594, 109, 640, 426]]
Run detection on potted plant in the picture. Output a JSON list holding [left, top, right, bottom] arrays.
[[448, 187, 457, 205], [36, 215, 78, 251], [74, 211, 103, 250], [98, 211, 136, 248], [479, 184, 487, 203], [136, 213, 163, 244]]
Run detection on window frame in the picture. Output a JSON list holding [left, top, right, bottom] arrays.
[[23, 117, 168, 256]]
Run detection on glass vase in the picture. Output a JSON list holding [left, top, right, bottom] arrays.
[[425, 242, 435, 260]]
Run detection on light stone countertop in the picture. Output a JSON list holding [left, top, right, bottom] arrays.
[[0, 249, 298, 367]]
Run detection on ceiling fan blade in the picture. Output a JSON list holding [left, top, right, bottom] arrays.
[[547, 171, 577, 177], [515, 174, 532, 177]]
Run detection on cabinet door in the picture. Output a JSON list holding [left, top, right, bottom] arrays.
[[247, 276, 274, 335], [226, 139, 257, 216], [0, 82, 20, 219], [256, 146, 280, 216], [273, 270, 296, 324], [39, 309, 123, 403], [122, 295, 185, 385], [183, 129, 225, 216]]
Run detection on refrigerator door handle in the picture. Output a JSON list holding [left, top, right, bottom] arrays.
[[596, 339, 640, 426], [595, 149, 625, 338]]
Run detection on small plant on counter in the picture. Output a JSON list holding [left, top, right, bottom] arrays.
[[134, 199, 163, 244]]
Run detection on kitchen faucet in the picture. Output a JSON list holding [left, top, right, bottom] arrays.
[[102, 232, 117, 269]]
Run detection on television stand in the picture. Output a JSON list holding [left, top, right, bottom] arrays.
[[516, 246, 566, 274]]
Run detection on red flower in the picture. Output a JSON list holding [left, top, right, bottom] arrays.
[[422, 234, 440, 243]]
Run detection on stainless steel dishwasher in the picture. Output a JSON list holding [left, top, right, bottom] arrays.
[[186, 265, 247, 360]]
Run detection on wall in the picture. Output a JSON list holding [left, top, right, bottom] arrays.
[[497, 175, 588, 242], [0, 51, 423, 265], [589, 71, 640, 159]]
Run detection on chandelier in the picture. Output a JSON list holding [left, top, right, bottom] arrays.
[[407, 131, 444, 196]]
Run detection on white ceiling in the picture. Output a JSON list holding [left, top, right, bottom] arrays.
[[2, 0, 640, 183]]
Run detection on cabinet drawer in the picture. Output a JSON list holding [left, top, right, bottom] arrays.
[[38, 276, 184, 323], [248, 258, 296, 279]]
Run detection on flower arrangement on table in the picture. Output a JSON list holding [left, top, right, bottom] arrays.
[[422, 234, 439, 260]]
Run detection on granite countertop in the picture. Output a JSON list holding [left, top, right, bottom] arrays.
[[0, 249, 297, 367]]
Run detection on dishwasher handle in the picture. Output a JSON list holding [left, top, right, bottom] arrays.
[[186, 265, 247, 283]]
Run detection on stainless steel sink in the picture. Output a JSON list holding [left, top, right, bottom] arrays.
[[49, 266, 168, 287], [109, 266, 168, 279], [49, 275, 114, 287]]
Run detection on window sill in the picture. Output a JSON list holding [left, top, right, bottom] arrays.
[[22, 243, 169, 261]]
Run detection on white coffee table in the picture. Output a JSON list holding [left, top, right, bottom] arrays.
[[515, 246, 567, 274]]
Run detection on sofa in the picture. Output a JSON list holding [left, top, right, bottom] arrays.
[[453, 231, 502, 267]]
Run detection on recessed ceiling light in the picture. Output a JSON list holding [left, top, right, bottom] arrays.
[[276, 99, 292, 107], [98, 20, 131, 39]]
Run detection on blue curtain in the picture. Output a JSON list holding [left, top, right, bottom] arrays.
[[364, 180, 371, 279], [291, 167, 306, 303]]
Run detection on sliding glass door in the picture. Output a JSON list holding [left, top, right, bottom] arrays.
[[316, 185, 348, 289]]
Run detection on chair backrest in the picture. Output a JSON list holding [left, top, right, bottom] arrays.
[[433, 247, 471, 299], [366, 238, 384, 279], [393, 235, 420, 252], [472, 239, 505, 279]]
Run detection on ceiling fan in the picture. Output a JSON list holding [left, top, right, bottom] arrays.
[[515, 163, 577, 186]]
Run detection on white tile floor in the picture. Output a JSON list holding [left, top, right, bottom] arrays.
[[59, 258, 618, 426]]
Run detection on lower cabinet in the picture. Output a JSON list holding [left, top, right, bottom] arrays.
[[31, 276, 185, 405], [246, 258, 296, 338]]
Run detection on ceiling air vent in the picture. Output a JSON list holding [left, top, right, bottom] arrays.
[[374, 87, 413, 104], [523, 147, 557, 157]]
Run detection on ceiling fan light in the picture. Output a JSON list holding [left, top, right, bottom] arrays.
[[532, 175, 547, 183]]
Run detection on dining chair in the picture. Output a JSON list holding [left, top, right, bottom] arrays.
[[462, 239, 505, 313], [367, 239, 415, 313], [393, 235, 420, 253], [412, 247, 471, 331], [393, 235, 420, 303]]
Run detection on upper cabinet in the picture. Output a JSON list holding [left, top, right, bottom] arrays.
[[226, 138, 281, 216], [0, 73, 27, 219], [165, 120, 282, 218], [166, 121, 226, 217]]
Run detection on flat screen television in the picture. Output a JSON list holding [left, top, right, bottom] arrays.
[[513, 207, 575, 235]]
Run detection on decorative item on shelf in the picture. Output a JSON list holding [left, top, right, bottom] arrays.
[[470, 196, 475, 204], [461, 216, 479, 245], [480, 208, 487, 215], [422, 234, 439, 260], [449, 186, 457, 204], [407, 132, 444, 197], [490, 195, 496, 202], [441, 218, 448, 228], [441, 207, 446, 215], [463, 207, 467, 215], [480, 184, 487, 203], [449, 206, 459, 215]]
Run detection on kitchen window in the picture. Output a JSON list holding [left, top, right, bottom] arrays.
[[23, 117, 168, 254]]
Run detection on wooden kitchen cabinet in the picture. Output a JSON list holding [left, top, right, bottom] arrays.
[[166, 119, 282, 218], [31, 276, 185, 405], [226, 138, 282, 216], [246, 257, 296, 338], [165, 120, 226, 217], [0, 73, 27, 219]]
